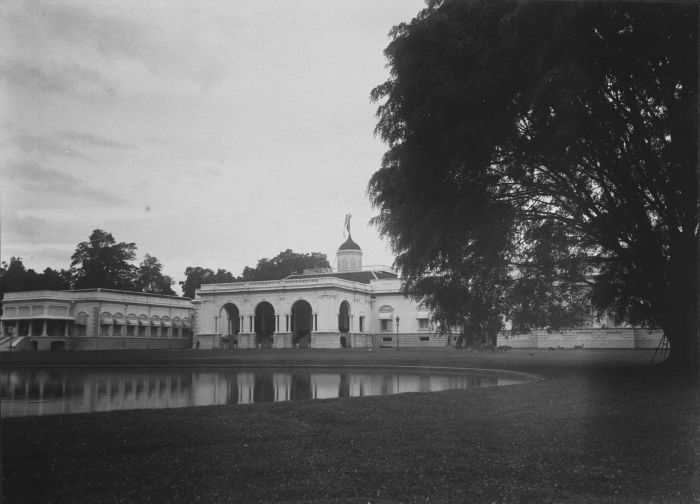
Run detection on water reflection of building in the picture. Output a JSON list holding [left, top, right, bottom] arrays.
[[0, 370, 194, 417], [237, 373, 254, 404], [0, 368, 522, 418], [191, 373, 232, 406], [273, 373, 291, 402], [348, 373, 384, 397], [311, 373, 341, 399]]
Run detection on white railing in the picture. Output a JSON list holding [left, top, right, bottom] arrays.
[[300, 265, 397, 275], [3, 289, 193, 307], [198, 276, 372, 293]]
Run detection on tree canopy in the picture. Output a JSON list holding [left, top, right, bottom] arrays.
[[69, 229, 175, 295], [70, 229, 138, 290], [239, 249, 331, 282], [369, 1, 697, 372], [0, 257, 70, 297], [134, 254, 176, 296], [180, 267, 236, 298], [180, 250, 330, 297]]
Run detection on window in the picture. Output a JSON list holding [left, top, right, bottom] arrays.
[[378, 305, 394, 332], [48, 320, 65, 336], [418, 318, 430, 331], [31, 320, 43, 335], [359, 316, 365, 333], [420, 336, 430, 342], [382, 336, 393, 342]]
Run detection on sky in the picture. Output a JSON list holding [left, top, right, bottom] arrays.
[[0, 0, 426, 289]]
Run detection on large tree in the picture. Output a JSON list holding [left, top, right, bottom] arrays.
[[369, 1, 697, 374], [180, 267, 236, 298], [70, 229, 137, 290], [238, 249, 331, 282], [134, 254, 176, 295]]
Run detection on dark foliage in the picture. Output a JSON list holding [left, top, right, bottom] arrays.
[[0, 257, 70, 297], [70, 229, 137, 290], [369, 1, 697, 371], [134, 254, 176, 296], [180, 267, 236, 298], [239, 249, 331, 282]]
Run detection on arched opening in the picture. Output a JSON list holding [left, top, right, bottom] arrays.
[[254, 301, 275, 348], [220, 303, 240, 348], [338, 301, 350, 348], [338, 301, 350, 333], [291, 300, 312, 348]]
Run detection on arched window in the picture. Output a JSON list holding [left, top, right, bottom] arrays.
[[150, 315, 161, 337], [100, 312, 113, 336], [75, 311, 89, 337], [126, 314, 138, 337], [338, 301, 350, 333]]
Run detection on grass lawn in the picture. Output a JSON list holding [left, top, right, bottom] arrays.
[[1, 348, 699, 503]]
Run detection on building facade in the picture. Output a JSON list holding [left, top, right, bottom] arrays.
[[0, 289, 195, 351], [194, 236, 446, 349]]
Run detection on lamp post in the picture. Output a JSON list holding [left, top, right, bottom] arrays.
[[395, 316, 400, 349]]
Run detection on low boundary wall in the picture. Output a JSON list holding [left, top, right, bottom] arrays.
[[498, 327, 663, 349]]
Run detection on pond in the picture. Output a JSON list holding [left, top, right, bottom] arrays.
[[0, 366, 535, 418]]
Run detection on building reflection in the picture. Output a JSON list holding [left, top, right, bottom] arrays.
[[0, 368, 519, 418]]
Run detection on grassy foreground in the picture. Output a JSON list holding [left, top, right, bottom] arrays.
[[2, 348, 699, 503]]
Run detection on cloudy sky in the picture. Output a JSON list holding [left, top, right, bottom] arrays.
[[0, 0, 426, 288]]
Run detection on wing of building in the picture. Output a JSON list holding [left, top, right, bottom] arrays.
[[0, 289, 195, 351]]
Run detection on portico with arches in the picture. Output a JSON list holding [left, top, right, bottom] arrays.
[[195, 230, 446, 349]]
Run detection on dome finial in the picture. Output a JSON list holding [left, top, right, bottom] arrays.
[[343, 213, 352, 238]]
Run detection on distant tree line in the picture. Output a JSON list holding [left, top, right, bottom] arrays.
[[0, 229, 330, 300]]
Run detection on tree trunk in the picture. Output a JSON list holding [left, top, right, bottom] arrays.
[[662, 276, 698, 381]]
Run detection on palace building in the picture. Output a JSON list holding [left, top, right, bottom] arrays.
[[0, 234, 446, 351], [0, 230, 662, 352], [194, 234, 445, 349]]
